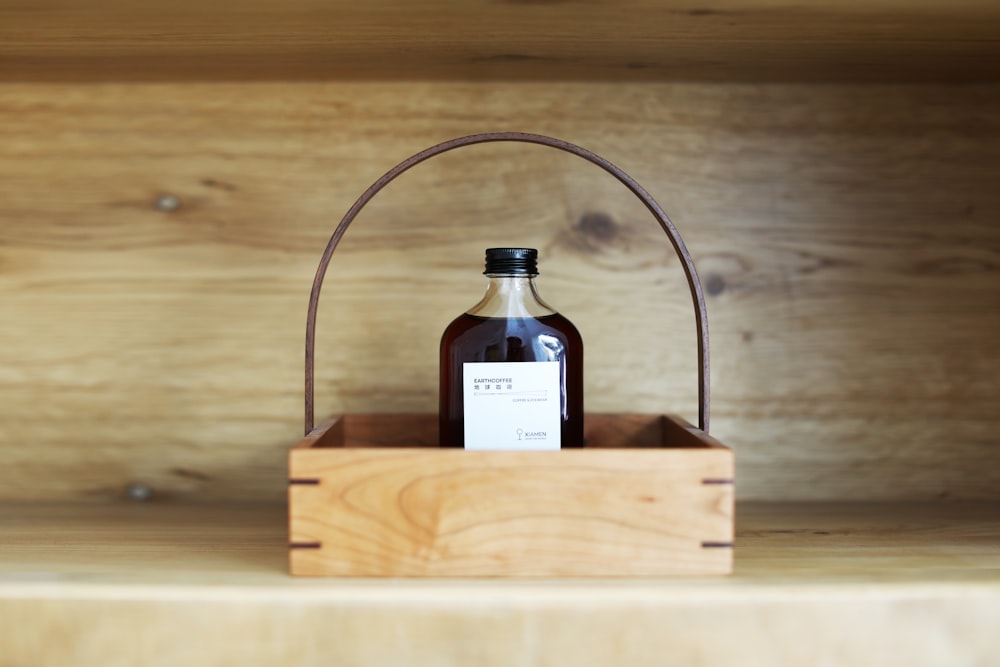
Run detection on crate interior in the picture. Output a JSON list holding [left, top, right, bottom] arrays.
[[307, 414, 722, 449]]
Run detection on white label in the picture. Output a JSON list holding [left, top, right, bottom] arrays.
[[462, 361, 561, 451]]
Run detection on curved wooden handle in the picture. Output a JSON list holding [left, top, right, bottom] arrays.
[[305, 132, 711, 435]]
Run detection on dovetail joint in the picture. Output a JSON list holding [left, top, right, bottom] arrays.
[[701, 541, 734, 548]]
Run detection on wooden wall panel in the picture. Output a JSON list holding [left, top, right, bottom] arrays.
[[1, 82, 998, 502], [3, 0, 1000, 83]]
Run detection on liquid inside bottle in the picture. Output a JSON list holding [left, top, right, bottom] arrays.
[[439, 248, 583, 449]]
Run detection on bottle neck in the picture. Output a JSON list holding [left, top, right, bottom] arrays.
[[466, 274, 557, 319]]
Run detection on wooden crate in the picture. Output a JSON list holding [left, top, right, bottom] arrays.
[[288, 413, 734, 577], [288, 133, 730, 577]]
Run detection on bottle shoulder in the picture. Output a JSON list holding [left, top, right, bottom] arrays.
[[465, 275, 557, 319]]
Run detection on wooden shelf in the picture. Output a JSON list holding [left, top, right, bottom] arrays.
[[3, 0, 1000, 82], [2, 502, 998, 664], [2, 0, 997, 660]]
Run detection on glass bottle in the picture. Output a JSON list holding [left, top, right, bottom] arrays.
[[439, 248, 583, 449]]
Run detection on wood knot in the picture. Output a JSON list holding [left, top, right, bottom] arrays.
[[172, 467, 211, 482], [153, 194, 181, 212], [577, 212, 619, 244], [201, 178, 238, 192], [705, 274, 726, 296], [557, 211, 661, 269]]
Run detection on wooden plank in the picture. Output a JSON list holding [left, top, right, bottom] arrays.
[[288, 414, 734, 576], [0, 82, 998, 502], [1, 502, 999, 665], [4, 501, 998, 588], [2, 0, 1000, 82]]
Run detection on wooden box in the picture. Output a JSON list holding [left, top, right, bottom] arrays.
[[288, 413, 734, 577], [288, 133, 731, 577]]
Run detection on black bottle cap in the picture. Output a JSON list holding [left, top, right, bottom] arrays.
[[484, 248, 538, 275]]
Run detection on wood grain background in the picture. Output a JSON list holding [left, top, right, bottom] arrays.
[[1, 81, 998, 502], [3, 0, 1000, 83]]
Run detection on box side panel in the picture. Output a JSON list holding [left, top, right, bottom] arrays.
[[290, 448, 733, 576]]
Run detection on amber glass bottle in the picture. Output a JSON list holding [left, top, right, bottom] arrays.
[[439, 248, 583, 449]]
